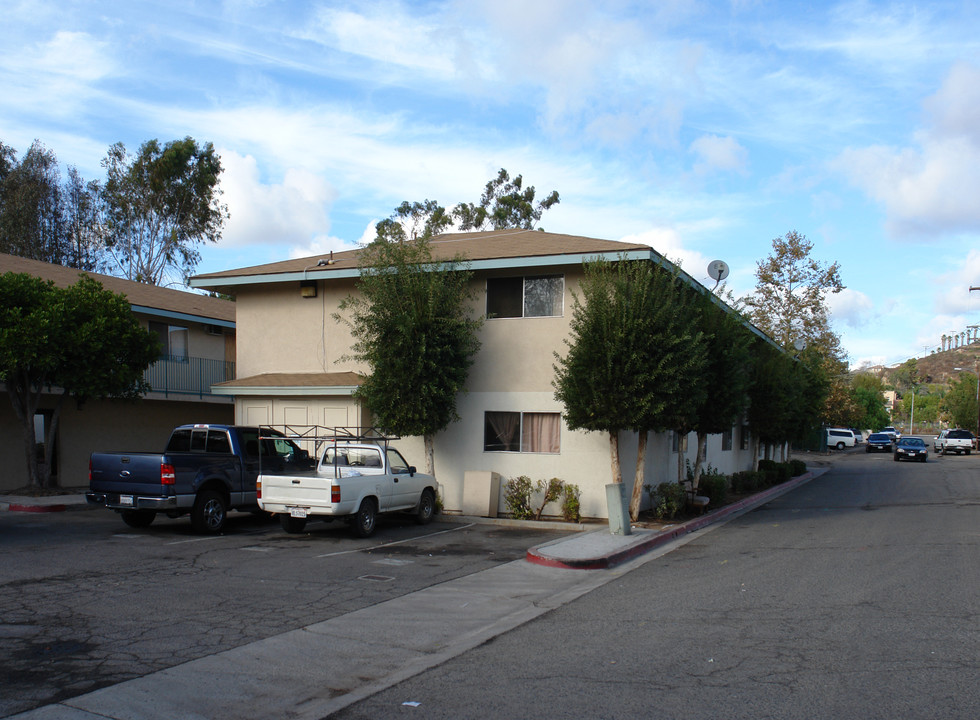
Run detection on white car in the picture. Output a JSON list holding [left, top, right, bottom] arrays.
[[934, 428, 974, 455], [257, 428, 438, 537], [826, 428, 856, 450]]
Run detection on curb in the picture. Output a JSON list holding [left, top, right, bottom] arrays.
[[526, 469, 825, 570]]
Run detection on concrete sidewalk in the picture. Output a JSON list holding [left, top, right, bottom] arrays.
[[5, 470, 823, 720]]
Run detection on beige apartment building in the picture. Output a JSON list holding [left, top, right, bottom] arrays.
[[0, 254, 235, 491], [190, 229, 761, 519]]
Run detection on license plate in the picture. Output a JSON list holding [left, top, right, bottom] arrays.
[[119, 495, 134, 506], [289, 507, 308, 518]]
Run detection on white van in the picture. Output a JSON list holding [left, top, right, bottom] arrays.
[[826, 428, 856, 450]]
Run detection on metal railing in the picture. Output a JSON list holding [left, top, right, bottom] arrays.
[[143, 355, 235, 399]]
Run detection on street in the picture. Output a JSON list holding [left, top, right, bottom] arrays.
[[2, 446, 978, 719], [332, 448, 980, 720], [0, 509, 568, 718]]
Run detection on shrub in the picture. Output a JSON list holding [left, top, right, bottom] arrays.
[[535, 477, 564, 520], [730, 470, 761, 493], [561, 483, 581, 523], [789, 459, 807, 476], [503, 475, 534, 519], [646, 482, 686, 520], [700, 473, 728, 506]]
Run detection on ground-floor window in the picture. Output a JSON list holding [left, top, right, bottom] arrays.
[[739, 424, 750, 450], [722, 427, 733, 451], [484, 411, 561, 453]]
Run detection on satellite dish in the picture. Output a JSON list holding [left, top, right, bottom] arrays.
[[707, 260, 730, 282]]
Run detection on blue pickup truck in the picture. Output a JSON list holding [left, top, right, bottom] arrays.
[[86, 424, 310, 533]]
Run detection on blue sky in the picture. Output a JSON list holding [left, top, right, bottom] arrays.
[[3, 0, 980, 369]]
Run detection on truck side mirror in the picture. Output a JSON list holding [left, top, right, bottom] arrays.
[[408, 466, 416, 477]]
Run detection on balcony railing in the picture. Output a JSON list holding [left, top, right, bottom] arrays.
[[143, 355, 235, 399]]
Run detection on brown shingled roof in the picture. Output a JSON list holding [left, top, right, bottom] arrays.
[[213, 372, 364, 389], [190, 229, 655, 284], [0, 253, 235, 324]]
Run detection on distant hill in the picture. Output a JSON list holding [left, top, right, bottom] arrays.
[[858, 344, 980, 387]]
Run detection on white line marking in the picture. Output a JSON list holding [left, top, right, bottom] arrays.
[[315, 523, 475, 558]]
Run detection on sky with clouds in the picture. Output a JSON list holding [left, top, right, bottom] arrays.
[[3, 0, 980, 369]]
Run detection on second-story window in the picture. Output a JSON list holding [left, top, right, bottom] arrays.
[[150, 321, 189, 361], [486, 275, 564, 318]]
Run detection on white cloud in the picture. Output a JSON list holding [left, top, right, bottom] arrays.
[[828, 287, 874, 329], [619, 227, 714, 283], [835, 62, 980, 237], [220, 151, 337, 250], [934, 248, 980, 315], [689, 134, 748, 175]]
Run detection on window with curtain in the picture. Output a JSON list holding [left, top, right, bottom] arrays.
[[484, 411, 561, 453], [486, 275, 564, 318]]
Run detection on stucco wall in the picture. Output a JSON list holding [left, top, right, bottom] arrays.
[[227, 264, 761, 519], [0, 397, 233, 492]]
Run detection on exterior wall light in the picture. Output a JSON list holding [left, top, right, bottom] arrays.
[[300, 280, 317, 298]]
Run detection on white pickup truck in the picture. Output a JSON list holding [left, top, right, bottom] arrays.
[[256, 427, 438, 537], [934, 428, 974, 455]]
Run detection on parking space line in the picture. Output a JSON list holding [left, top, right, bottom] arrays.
[[315, 523, 475, 558]]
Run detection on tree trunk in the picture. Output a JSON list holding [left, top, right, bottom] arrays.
[[693, 431, 708, 492], [8, 372, 41, 489], [608, 431, 622, 484], [629, 431, 648, 521], [676, 432, 685, 485], [423, 433, 435, 477], [751, 435, 760, 471], [40, 394, 67, 489]]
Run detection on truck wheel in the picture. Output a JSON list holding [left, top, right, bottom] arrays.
[[351, 498, 377, 538], [836, 441, 845, 450], [191, 490, 228, 534], [279, 514, 307, 534], [121, 510, 155, 528], [415, 489, 435, 525]]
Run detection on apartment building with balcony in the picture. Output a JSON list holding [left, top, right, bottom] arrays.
[[0, 254, 235, 491]]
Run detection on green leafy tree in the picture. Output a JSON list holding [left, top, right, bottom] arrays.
[[553, 258, 706, 520], [453, 169, 560, 231], [891, 358, 920, 393], [376, 169, 560, 242], [745, 230, 844, 350], [98, 137, 228, 285], [0, 272, 159, 489], [852, 385, 890, 431], [745, 230, 844, 429], [943, 373, 978, 433], [336, 236, 482, 476], [746, 342, 809, 464], [0, 139, 100, 269], [690, 297, 753, 491]]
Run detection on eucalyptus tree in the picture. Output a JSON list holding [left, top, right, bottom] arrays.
[[98, 137, 228, 285], [0, 140, 100, 270]]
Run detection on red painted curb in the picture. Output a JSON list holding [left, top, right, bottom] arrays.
[[527, 470, 819, 570], [8, 503, 67, 513]]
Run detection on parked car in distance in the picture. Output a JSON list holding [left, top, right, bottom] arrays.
[[850, 429, 864, 444], [934, 428, 974, 455], [894, 436, 928, 462], [866, 433, 893, 453], [826, 428, 856, 450], [880, 426, 900, 441]]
